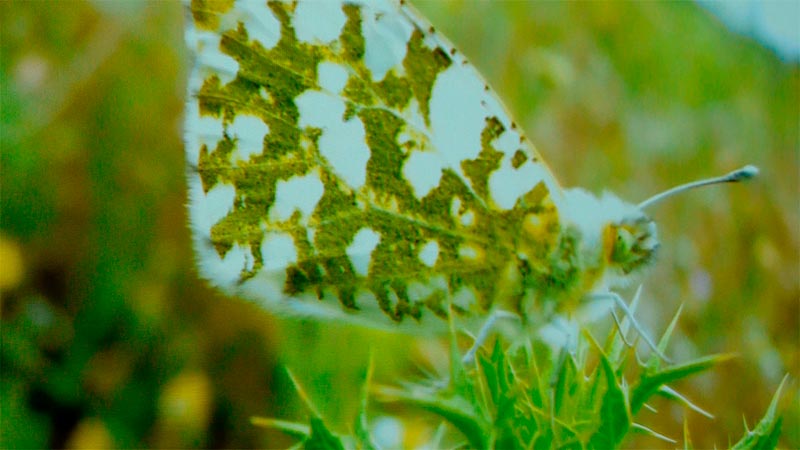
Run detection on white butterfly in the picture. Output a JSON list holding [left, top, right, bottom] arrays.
[[183, 0, 756, 352]]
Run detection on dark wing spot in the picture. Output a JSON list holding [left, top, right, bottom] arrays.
[[511, 149, 527, 169]]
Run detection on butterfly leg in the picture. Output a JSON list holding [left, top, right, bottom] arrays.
[[462, 310, 520, 366], [590, 291, 671, 363], [609, 307, 636, 349]]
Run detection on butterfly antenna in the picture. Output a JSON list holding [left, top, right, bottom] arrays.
[[638, 165, 759, 210]]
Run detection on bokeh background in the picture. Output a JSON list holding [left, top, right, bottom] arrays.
[[2, 1, 797, 448]]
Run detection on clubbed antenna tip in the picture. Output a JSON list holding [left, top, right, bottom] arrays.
[[729, 164, 760, 181]]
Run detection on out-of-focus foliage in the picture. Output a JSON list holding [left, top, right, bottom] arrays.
[[1, 1, 796, 449]]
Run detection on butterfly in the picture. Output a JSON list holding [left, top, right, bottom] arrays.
[[183, 0, 756, 349]]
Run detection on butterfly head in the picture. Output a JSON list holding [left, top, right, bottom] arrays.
[[604, 214, 659, 275], [559, 188, 659, 288], [551, 166, 760, 292]]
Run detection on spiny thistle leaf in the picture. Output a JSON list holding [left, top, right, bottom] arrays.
[[587, 350, 631, 449], [260, 332, 785, 449], [553, 350, 580, 417], [480, 342, 536, 449], [447, 305, 473, 402], [251, 299, 781, 449], [631, 353, 734, 415], [250, 368, 348, 450], [375, 383, 487, 449], [477, 340, 504, 408], [731, 374, 788, 450], [631, 422, 677, 444], [305, 417, 345, 450], [646, 303, 685, 373], [683, 416, 694, 450], [658, 385, 714, 419], [353, 356, 377, 450], [250, 417, 309, 438]]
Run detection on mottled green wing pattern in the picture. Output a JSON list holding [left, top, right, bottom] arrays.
[[184, 0, 567, 331]]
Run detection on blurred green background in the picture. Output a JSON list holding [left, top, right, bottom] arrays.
[[1, 1, 797, 448]]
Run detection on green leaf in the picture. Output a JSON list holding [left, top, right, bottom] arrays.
[[491, 340, 514, 399], [254, 367, 346, 449], [527, 340, 552, 411], [375, 384, 487, 449], [731, 374, 788, 450], [683, 417, 694, 450], [645, 303, 684, 373], [250, 417, 309, 439], [479, 350, 500, 409], [553, 350, 578, 416], [630, 354, 734, 414], [447, 305, 472, 402], [304, 416, 345, 450], [631, 422, 676, 444], [588, 351, 630, 450], [658, 385, 713, 419], [353, 356, 377, 450]]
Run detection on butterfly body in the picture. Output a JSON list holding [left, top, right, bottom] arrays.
[[184, 0, 658, 334]]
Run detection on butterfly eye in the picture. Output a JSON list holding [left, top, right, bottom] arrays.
[[611, 226, 634, 260], [608, 220, 658, 274]]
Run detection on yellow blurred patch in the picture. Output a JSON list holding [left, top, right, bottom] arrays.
[[0, 234, 24, 292], [65, 417, 113, 449], [754, 235, 780, 272], [155, 370, 213, 447]]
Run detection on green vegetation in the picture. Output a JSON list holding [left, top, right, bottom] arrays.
[[1, 1, 796, 448], [254, 306, 788, 449]]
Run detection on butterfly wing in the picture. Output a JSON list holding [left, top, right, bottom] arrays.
[[185, 0, 565, 329]]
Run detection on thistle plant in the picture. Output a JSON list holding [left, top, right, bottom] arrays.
[[252, 292, 787, 449]]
